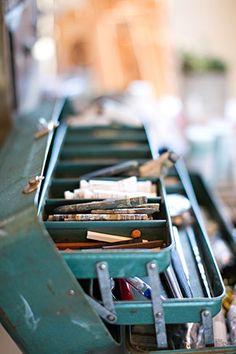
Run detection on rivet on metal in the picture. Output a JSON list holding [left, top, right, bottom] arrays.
[[107, 314, 115, 322], [155, 312, 162, 318], [68, 289, 75, 296], [149, 262, 156, 269], [203, 310, 210, 317], [22, 175, 44, 194], [99, 263, 106, 270]]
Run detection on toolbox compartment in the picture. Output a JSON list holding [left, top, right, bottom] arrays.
[[44, 134, 174, 278]]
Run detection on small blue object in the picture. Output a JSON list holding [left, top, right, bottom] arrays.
[[143, 287, 151, 299], [158, 146, 169, 155], [126, 277, 152, 299]]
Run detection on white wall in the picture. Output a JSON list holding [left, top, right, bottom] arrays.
[[168, 0, 236, 96]]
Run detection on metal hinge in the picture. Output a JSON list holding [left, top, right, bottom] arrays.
[[85, 295, 117, 324], [22, 175, 44, 194], [34, 118, 59, 139]]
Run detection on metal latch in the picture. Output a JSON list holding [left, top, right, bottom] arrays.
[[22, 175, 44, 194], [34, 117, 59, 139]]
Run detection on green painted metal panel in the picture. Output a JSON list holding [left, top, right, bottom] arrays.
[[0, 207, 119, 353], [0, 100, 57, 221], [64, 135, 148, 144], [55, 160, 148, 178], [66, 125, 146, 132], [0, 100, 119, 353], [63, 248, 171, 279], [113, 299, 221, 325], [60, 146, 152, 159]]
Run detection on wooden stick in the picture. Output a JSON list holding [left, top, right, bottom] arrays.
[[91, 207, 159, 214], [56, 238, 144, 250], [54, 196, 147, 213], [103, 239, 163, 249], [64, 213, 150, 221], [56, 241, 105, 250], [49, 213, 150, 221], [87, 231, 132, 242]]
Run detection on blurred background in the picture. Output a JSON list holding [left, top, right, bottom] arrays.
[[28, 1, 236, 188], [1, 1, 236, 352], [1, 3, 236, 224], [2, 0, 236, 182]]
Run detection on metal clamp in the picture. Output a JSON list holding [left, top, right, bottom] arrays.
[[95, 261, 117, 323], [147, 260, 167, 349], [201, 309, 214, 347]]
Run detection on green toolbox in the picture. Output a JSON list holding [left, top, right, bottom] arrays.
[[0, 98, 235, 353]]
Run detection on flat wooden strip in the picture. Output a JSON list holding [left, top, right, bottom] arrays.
[[54, 196, 147, 213], [56, 238, 144, 250], [103, 239, 164, 249], [64, 213, 150, 221], [87, 231, 132, 242], [91, 207, 159, 214], [136, 203, 160, 209], [56, 241, 105, 249], [48, 214, 68, 221]]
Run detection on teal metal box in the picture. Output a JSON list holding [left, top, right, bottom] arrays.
[[0, 98, 230, 353]]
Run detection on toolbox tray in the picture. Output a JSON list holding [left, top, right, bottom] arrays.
[[44, 197, 173, 277], [44, 126, 174, 277], [42, 121, 225, 326]]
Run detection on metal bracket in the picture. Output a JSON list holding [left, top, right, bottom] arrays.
[[201, 309, 214, 347], [147, 260, 167, 349], [96, 261, 117, 322], [85, 295, 117, 324]]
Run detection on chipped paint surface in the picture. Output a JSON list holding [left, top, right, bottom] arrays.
[[71, 318, 102, 341], [19, 295, 40, 331], [71, 317, 91, 331]]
